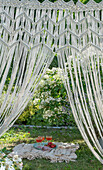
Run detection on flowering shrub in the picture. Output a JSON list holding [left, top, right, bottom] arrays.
[[0, 147, 23, 170], [16, 67, 76, 126]]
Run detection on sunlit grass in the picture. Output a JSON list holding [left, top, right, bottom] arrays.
[[0, 126, 102, 170]]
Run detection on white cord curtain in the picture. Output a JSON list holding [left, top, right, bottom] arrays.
[[58, 47, 103, 164], [0, 0, 103, 164], [0, 2, 55, 136]]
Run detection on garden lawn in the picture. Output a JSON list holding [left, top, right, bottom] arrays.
[[0, 126, 102, 170]]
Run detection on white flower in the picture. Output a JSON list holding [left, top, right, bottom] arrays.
[[44, 92, 49, 97], [46, 78, 52, 83], [44, 99, 49, 103], [47, 91, 51, 95], [41, 92, 49, 98], [52, 67, 57, 73], [41, 99, 45, 104], [39, 105, 43, 109], [52, 67, 57, 71], [5, 157, 13, 166], [49, 97, 55, 101], [33, 98, 40, 105], [13, 155, 22, 162], [9, 166, 15, 170], [58, 106, 63, 112], [48, 80, 55, 85], [39, 80, 45, 86], [43, 75, 49, 79], [57, 97, 62, 102], [53, 74, 61, 80], [46, 69, 52, 73], [0, 164, 5, 170], [58, 68, 63, 74], [46, 68, 51, 72], [18, 162, 23, 170], [0, 153, 5, 158], [54, 108, 58, 111], [43, 110, 54, 119], [13, 154, 18, 161], [0, 153, 23, 170]]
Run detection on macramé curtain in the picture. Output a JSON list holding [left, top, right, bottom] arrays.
[[0, 0, 103, 164]]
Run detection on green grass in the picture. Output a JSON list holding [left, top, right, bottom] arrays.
[[0, 126, 103, 170]]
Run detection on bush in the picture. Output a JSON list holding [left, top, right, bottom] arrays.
[[16, 67, 76, 127]]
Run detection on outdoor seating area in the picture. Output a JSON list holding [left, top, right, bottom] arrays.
[[0, 126, 103, 169]]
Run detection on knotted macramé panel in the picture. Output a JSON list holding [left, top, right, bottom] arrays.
[[0, 0, 103, 53]]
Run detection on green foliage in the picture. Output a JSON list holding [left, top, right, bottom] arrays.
[[80, 0, 101, 3], [38, 0, 102, 4], [49, 55, 58, 69], [16, 68, 76, 127]]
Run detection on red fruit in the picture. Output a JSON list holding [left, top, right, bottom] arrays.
[[50, 144, 56, 148], [48, 142, 52, 145], [48, 144, 52, 146], [50, 145, 55, 148]]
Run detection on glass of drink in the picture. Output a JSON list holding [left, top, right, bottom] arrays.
[[38, 136, 45, 141], [36, 137, 42, 146], [38, 136, 45, 143], [42, 136, 45, 141], [46, 136, 52, 143]]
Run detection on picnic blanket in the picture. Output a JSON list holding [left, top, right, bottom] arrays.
[[8, 142, 79, 163]]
